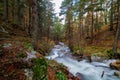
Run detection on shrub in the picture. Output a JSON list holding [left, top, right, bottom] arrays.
[[32, 58, 48, 80]]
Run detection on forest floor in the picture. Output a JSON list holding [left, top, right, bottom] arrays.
[[78, 25, 120, 58], [0, 23, 80, 80]]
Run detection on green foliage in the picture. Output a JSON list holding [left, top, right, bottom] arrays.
[[24, 43, 33, 51], [105, 49, 114, 58], [73, 46, 84, 54], [56, 71, 66, 80], [51, 17, 65, 41], [73, 46, 83, 51], [92, 49, 118, 58], [32, 58, 48, 80]]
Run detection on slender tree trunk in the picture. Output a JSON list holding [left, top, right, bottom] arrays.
[[79, 3, 82, 39], [28, 0, 32, 37], [4, 0, 8, 22], [32, 0, 38, 50], [95, 11, 98, 32], [110, 0, 114, 31], [16, 0, 20, 24], [86, 12, 90, 38], [112, 0, 120, 54], [79, 18, 82, 39], [68, 11, 71, 48], [67, 6, 73, 51], [47, 11, 51, 42], [91, 0, 94, 43], [43, 11, 47, 38], [116, 0, 119, 31], [81, 19, 83, 39], [11, 0, 15, 23], [104, 3, 107, 25]]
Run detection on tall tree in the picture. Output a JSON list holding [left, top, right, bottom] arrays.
[[28, 0, 32, 37], [110, 0, 114, 31], [90, 0, 94, 43], [16, 0, 21, 24], [112, 0, 120, 54], [4, 0, 8, 22], [60, 0, 74, 50], [32, 0, 38, 50]]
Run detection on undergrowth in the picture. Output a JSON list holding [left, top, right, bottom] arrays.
[[32, 58, 48, 80], [56, 71, 66, 80]]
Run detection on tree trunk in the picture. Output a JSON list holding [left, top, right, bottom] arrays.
[[86, 12, 90, 38], [95, 11, 98, 32], [4, 0, 8, 22], [110, 0, 114, 31], [47, 11, 51, 42], [11, 0, 15, 23], [104, 3, 107, 25], [113, 1, 120, 55], [28, 0, 32, 37], [116, 0, 119, 31], [66, 6, 73, 51], [32, 0, 38, 50], [16, 0, 20, 24], [91, 0, 94, 43]]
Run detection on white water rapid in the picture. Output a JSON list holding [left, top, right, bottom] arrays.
[[46, 42, 120, 80]]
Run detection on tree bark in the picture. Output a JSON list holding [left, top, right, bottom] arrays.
[[66, 6, 73, 51], [104, 3, 107, 25], [47, 11, 50, 42], [17, 0, 20, 24], [11, 0, 15, 23], [91, 0, 94, 43], [4, 0, 8, 22], [110, 0, 114, 31], [28, 0, 32, 37], [32, 0, 38, 50], [113, 1, 120, 54], [95, 11, 98, 32]]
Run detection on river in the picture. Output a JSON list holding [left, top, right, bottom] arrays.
[[46, 42, 120, 80]]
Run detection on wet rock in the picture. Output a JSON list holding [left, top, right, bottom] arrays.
[[114, 71, 120, 77], [67, 73, 80, 80], [110, 60, 120, 70], [76, 72, 84, 80], [91, 55, 106, 62]]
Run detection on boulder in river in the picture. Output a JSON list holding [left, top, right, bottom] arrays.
[[110, 60, 120, 70], [114, 71, 120, 77]]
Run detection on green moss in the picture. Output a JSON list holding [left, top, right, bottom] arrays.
[[73, 46, 84, 55], [32, 58, 48, 80], [56, 71, 66, 80], [47, 59, 65, 70], [24, 43, 33, 51]]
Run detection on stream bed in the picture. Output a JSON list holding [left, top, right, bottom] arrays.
[[46, 42, 120, 80]]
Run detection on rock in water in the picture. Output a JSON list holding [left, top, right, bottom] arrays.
[[76, 72, 84, 80], [114, 71, 120, 77], [110, 60, 120, 70]]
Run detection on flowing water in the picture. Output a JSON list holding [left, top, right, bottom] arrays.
[[46, 42, 120, 80]]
